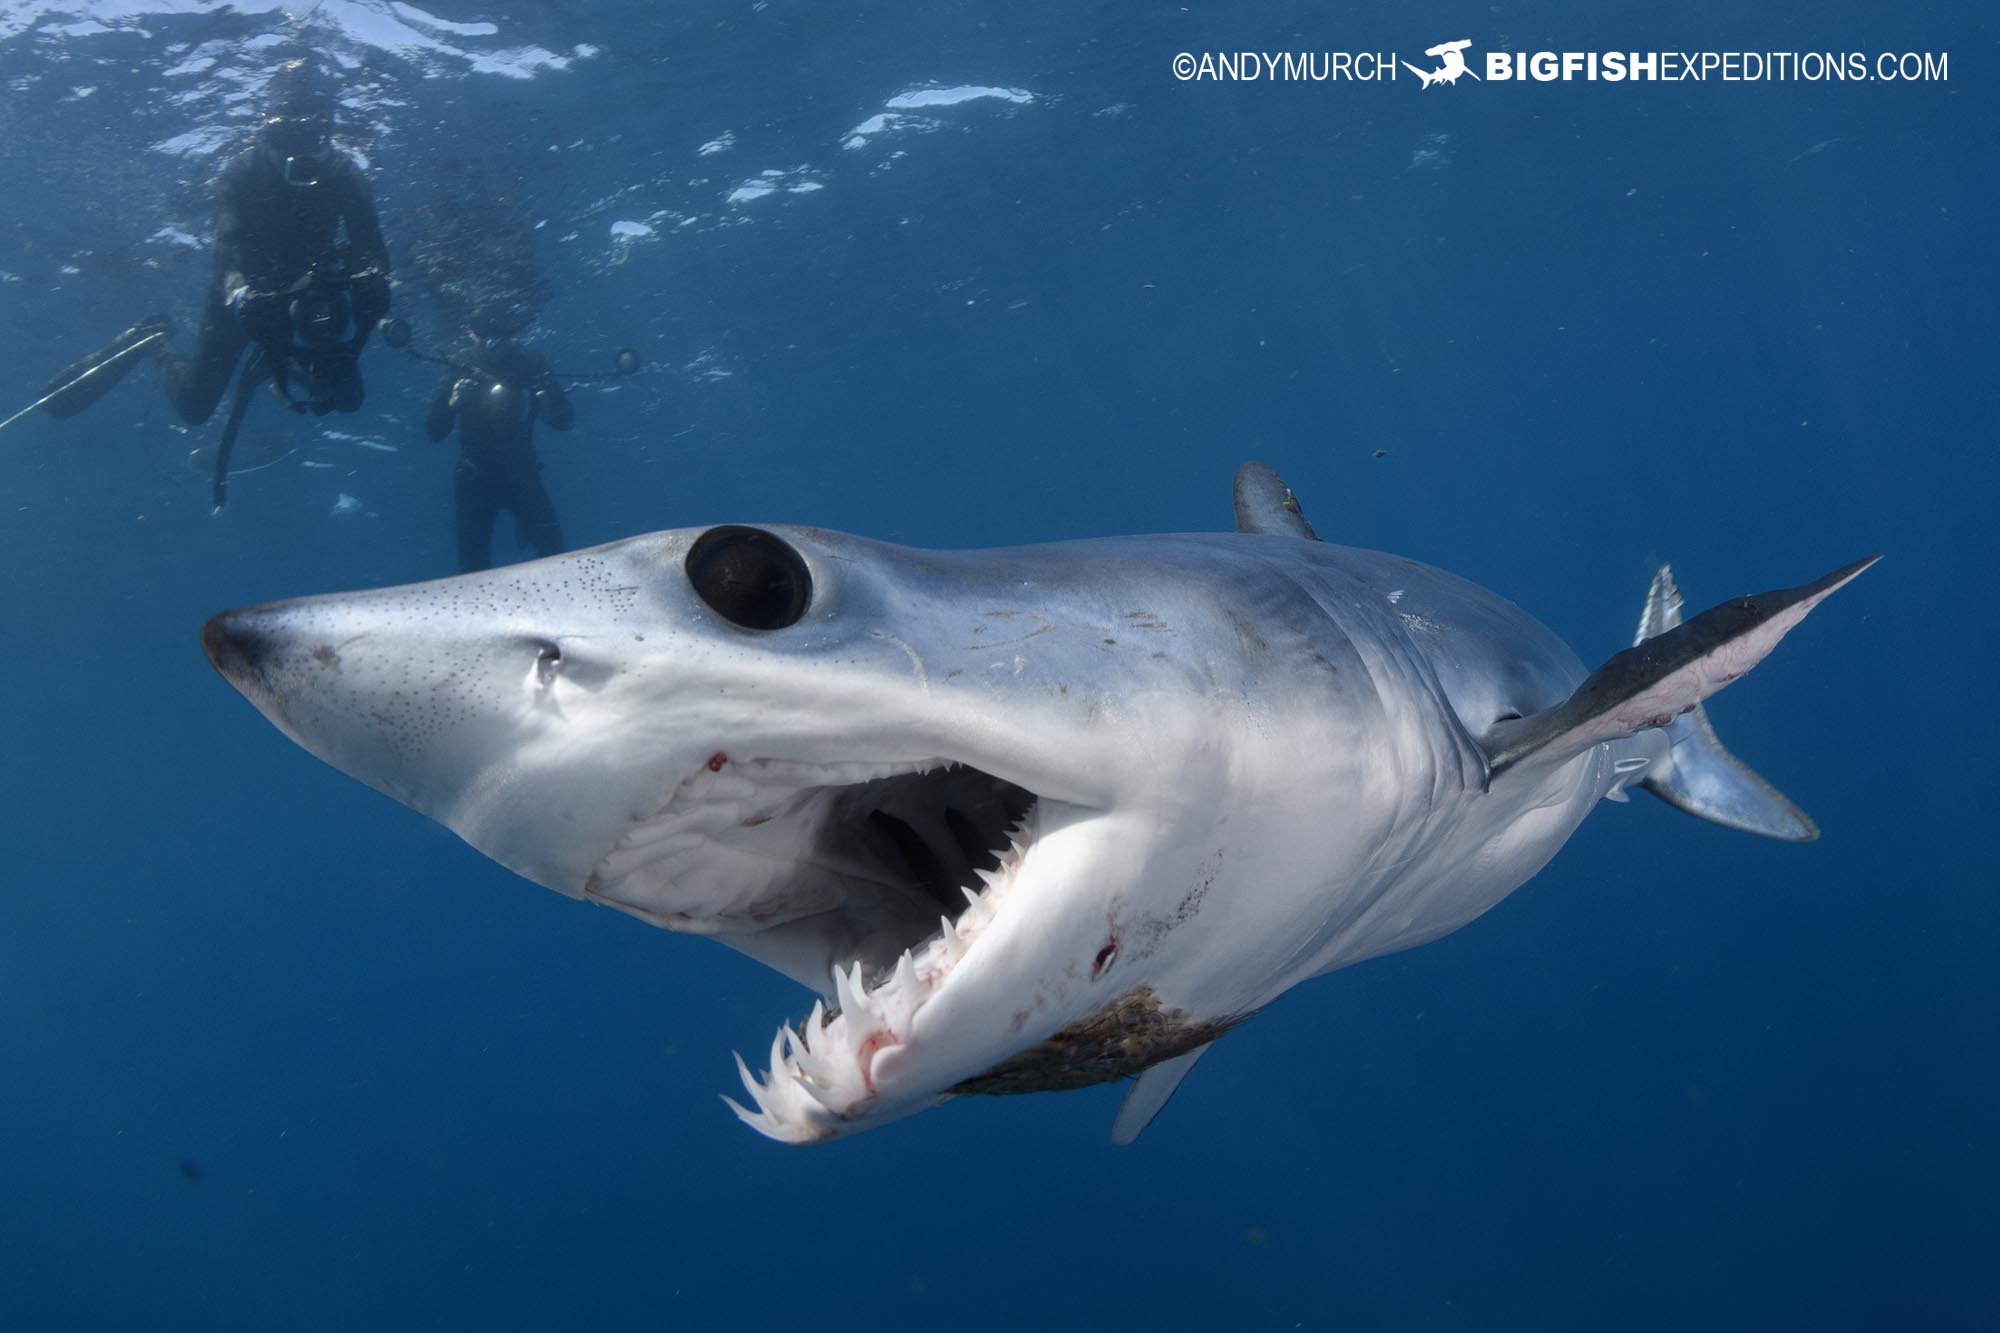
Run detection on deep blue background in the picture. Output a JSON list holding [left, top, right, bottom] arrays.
[[1, 3, 1991, 1329]]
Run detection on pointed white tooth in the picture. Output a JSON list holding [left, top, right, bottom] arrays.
[[733, 1050, 764, 1100], [833, 961, 864, 1016], [721, 1094, 768, 1131], [885, 952, 924, 1029], [798, 1015, 829, 1062], [962, 884, 982, 908], [973, 866, 1001, 889], [807, 999, 827, 1032], [940, 914, 958, 939], [793, 1042, 838, 1090]]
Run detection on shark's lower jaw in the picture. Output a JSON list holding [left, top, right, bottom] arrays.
[[575, 750, 1058, 1143], [724, 807, 1041, 1144]]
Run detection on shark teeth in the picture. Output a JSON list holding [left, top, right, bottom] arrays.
[[724, 805, 1039, 1143], [721, 953, 921, 1143]]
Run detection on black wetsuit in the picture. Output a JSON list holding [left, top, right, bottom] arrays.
[[426, 341, 575, 572], [160, 145, 390, 423]]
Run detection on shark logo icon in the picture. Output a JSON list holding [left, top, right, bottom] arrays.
[[1404, 39, 1480, 89]]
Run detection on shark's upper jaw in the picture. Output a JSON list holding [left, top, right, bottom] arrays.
[[579, 746, 1040, 960], [201, 534, 1154, 1145]]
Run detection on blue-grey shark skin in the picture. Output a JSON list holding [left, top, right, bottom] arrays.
[[202, 468, 1869, 1144]]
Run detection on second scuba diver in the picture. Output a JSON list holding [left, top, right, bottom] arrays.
[[425, 308, 576, 573]]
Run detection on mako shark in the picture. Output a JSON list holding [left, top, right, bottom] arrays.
[[201, 464, 1874, 1145]]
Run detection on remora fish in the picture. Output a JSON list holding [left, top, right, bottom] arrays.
[[201, 463, 1875, 1144]]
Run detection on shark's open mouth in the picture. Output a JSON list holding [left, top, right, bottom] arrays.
[[581, 752, 1046, 1141]]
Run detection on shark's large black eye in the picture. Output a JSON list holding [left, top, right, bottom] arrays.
[[685, 526, 812, 630]]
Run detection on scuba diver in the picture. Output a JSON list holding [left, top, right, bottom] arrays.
[[425, 308, 576, 573], [24, 57, 391, 503]]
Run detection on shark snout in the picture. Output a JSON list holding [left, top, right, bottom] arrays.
[[200, 591, 621, 863], [201, 601, 358, 741], [202, 606, 285, 704]]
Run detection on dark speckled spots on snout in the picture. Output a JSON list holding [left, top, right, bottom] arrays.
[[201, 604, 327, 716]]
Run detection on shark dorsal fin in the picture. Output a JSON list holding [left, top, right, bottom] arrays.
[[1634, 561, 1683, 641], [1232, 462, 1321, 541], [1110, 1040, 1214, 1145], [1482, 555, 1879, 779]]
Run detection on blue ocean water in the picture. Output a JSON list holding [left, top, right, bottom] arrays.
[[0, 2, 1990, 1328]]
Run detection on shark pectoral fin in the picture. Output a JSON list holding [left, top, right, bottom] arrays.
[[1232, 462, 1321, 541], [1482, 554, 1880, 780], [1110, 1040, 1214, 1145]]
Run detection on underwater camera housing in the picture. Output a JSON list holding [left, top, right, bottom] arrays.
[[290, 285, 350, 348]]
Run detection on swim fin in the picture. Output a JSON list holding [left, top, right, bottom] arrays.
[[35, 316, 171, 419]]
